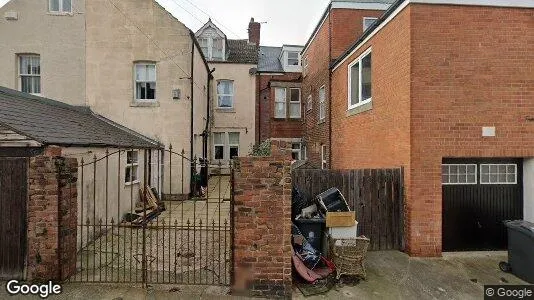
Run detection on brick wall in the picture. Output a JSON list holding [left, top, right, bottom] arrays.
[[302, 8, 384, 168], [257, 73, 303, 143], [232, 141, 292, 298], [408, 4, 534, 256], [27, 146, 78, 281], [330, 4, 534, 256]]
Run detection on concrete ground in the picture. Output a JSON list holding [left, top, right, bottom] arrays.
[[294, 250, 527, 300]]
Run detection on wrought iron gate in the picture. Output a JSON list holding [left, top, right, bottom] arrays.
[[68, 146, 233, 285]]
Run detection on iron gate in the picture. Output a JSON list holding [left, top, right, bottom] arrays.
[[0, 158, 27, 280], [68, 146, 233, 285]]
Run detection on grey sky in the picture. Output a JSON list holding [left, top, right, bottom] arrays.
[[0, 0, 330, 46]]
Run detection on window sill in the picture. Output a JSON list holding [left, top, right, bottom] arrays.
[[215, 108, 236, 113], [130, 101, 160, 108], [125, 180, 140, 186], [347, 101, 373, 117], [47, 12, 74, 16]]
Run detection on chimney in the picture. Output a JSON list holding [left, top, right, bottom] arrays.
[[248, 17, 261, 46]]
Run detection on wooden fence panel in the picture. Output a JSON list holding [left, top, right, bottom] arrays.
[[292, 167, 404, 251]]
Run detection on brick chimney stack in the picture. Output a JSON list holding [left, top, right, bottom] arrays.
[[248, 17, 261, 46]]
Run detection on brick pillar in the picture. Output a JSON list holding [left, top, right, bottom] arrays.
[[232, 141, 293, 298], [27, 146, 78, 281]]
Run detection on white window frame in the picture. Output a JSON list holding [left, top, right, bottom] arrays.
[[321, 145, 327, 170], [217, 80, 234, 109], [291, 143, 302, 160], [19, 55, 41, 95], [213, 132, 225, 160], [289, 88, 301, 119], [319, 86, 326, 121], [480, 164, 518, 185], [49, 0, 72, 13], [228, 132, 240, 159], [442, 164, 478, 185], [199, 36, 225, 61], [348, 48, 372, 110], [134, 62, 157, 102], [274, 87, 287, 119], [125, 150, 139, 185], [306, 95, 313, 111], [363, 17, 378, 31], [287, 51, 300, 67]]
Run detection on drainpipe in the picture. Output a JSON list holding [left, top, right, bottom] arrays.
[[202, 68, 215, 186], [190, 41, 195, 196]]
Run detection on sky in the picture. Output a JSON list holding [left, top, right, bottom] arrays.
[[0, 0, 331, 46]]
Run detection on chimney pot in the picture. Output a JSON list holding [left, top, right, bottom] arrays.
[[248, 17, 261, 46]]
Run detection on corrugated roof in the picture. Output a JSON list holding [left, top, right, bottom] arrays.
[[226, 39, 259, 64], [258, 46, 284, 73], [0, 86, 161, 149]]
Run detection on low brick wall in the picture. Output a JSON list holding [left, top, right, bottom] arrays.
[[232, 141, 293, 298], [27, 146, 78, 281]]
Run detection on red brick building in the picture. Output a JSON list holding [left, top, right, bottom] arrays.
[[301, 0, 391, 168], [330, 0, 534, 256], [256, 45, 306, 160]]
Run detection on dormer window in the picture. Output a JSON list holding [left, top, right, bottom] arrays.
[[198, 36, 224, 61], [49, 0, 72, 13], [287, 52, 300, 66]]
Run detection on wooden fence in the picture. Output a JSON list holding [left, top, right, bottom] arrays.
[[292, 168, 405, 251]]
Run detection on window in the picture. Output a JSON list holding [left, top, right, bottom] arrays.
[[306, 95, 312, 111], [321, 145, 327, 170], [274, 87, 286, 119], [135, 63, 156, 101], [363, 17, 378, 31], [229, 132, 240, 159], [319, 86, 326, 121], [214, 133, 225, 160], [287, 51, 299, 66], [217, 80, 234, 108], [198, 35, 225, 61], [480, 164, 517, 184], [125, 151, 139, 184], [49, 0, 72, 13], [348, 49, 372, 109], [292, 143, 303, 160], [19, 55, 40, 94], [289, 88, 301, 119], [442, 164, 477, 185]]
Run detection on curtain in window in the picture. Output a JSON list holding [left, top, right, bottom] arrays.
[[217, 81, 233, 108], [289, 89, 301, 118], [275, 88, 286, 118], [20, 56, 40, 94], [212, 38, 224, 59], [63, 0, 72, 12], [135, 64, 156, 100], [49, 0, 60, 11]]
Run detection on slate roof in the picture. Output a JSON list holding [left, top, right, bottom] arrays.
[[226, 39, 259, 64], [258, 46, 284, 73], [0, 86, 161, 149]]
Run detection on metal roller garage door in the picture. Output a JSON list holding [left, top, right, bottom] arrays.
[[442, 158, 523, 251]]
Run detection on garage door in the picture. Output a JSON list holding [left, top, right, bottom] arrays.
[[442, 158, 523, 251]]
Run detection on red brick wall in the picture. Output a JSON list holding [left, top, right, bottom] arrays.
[[408, 4, 534, 256], [27, 147, 78, 281], [257, 73, 303, 143], [331, 9, 384, 58], [302, 13, 331, 168], [302, 8, 386, 168], [232, 141, 292, 298], [330, 4, 534, 256]]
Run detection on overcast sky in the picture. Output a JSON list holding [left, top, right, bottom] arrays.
[[0, 0, 330, 46]]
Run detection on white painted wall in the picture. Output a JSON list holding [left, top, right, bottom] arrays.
[[524, 158, 534, 223]]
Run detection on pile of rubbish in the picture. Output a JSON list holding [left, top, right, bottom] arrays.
[[123, 186, 166, 226], [292, 187, 361, 286]]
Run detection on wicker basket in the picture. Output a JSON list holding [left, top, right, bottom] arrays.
[[328, 236, 370, 280]]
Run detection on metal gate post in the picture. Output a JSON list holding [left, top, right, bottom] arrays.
[[142, 149, 148, 286]]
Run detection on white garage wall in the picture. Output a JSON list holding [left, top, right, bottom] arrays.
[[524, 158, 534, 223]]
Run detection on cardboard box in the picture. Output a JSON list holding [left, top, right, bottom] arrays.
[[328, 223, 359, 239], [326, 211, 356, 227]]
